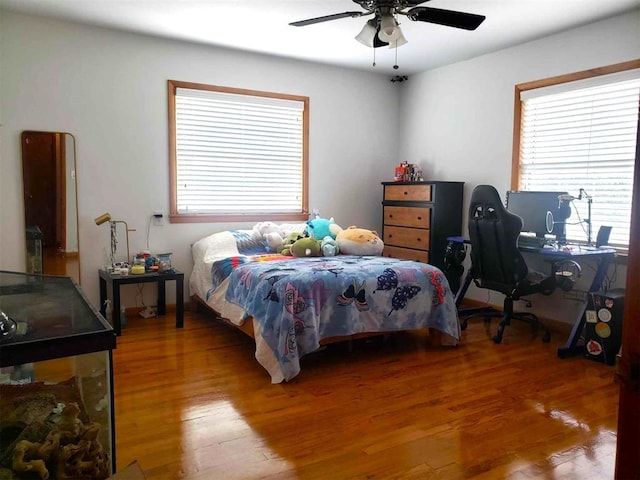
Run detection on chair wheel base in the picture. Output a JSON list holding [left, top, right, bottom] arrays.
[[493, 323, 505, 344]]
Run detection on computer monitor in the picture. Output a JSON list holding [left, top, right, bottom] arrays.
[[506, 190, 571, 239]]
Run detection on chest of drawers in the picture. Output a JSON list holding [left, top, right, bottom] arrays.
[[381, 181, 463, 289]]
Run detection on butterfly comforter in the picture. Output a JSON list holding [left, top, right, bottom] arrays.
[[224, 255, 460, 383]]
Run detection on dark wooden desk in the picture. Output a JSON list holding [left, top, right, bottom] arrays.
[[98, 269, 184, 335]]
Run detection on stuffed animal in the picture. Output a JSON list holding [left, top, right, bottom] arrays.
[[336, 226, 384, 256], [253, 221, 285, 252], [320, 236, 339, 256], [291, 237, 322, 257], [264, 232, 284, 252], [280, 232, 307, 256], [306, 217, 343, 240]]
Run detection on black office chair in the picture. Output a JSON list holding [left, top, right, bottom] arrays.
[[465, 185, 557, 344]]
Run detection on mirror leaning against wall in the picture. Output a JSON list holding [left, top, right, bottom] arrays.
[[21, 131, 80, 284]]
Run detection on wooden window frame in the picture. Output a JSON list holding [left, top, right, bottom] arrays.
[[511, 59, 640, 252], [511, 59, 640, 189], [168, 79, 310, 224]]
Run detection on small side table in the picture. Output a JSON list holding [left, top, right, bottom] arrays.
[[98, 269, 184, 335]]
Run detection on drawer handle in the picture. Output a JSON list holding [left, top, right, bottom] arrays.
[[417, 238, 421, 242], [417, 216, 422, 220], [388, 234, 393, 238], [403, 191, 408, 195], [389, 214, 393, 218]]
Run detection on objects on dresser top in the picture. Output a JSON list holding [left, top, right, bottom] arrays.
[[394, 161, 423, 182]]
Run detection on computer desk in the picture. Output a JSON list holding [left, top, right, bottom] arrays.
[[447, 236, 616, 358]]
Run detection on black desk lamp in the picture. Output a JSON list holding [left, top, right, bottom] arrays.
[[579, 189, 593, 245]]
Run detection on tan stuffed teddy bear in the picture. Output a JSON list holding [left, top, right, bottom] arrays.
[[336, 226, 384, 256]]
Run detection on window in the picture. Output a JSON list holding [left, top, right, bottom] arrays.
[[512, 60, 640, 250], [168, 80, 309, 223]]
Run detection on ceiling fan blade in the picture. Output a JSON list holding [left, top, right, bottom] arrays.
[[407, 6, 485, 30], [290, 11, 365, 27], [405, 0, 430, 6]]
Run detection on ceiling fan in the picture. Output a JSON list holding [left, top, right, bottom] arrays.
[[290, 0, 486, 49]]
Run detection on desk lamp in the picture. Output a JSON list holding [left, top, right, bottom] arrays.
[[94, 213, 133, 269]]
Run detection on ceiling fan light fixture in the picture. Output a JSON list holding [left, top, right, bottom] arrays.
[[355, 19, 378, 47], [388, 28, 407, 49], [378, 14, 400, 42]]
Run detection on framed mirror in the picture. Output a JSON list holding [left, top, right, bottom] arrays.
[[21, 131, 80, 284]]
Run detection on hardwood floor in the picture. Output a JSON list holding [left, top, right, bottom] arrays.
[[113, 311, 619, 479]]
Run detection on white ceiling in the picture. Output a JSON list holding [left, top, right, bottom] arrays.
[[2, 0, 639, 75]]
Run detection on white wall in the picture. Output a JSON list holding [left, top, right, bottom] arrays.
[[0, 12, 401, 308], [2, 10, 638, 324], [399, 10, 640, 323]]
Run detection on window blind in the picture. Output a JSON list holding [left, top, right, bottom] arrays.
[[174, 87, 305, 214], [519, 72, 640, 249]]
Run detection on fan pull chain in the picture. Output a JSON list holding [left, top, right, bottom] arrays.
[[372, 46, 376, 67], [393, 41, 399, 70]]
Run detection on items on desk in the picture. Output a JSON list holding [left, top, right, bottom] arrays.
[[516, 233, 547, 251], [507, 189, 614, 250], [131, 255, 146, 275], [595, 225, 612, 248], [157, 252, 172, 272], [557, 188, 595, 245], [506, 190, 571, 242]]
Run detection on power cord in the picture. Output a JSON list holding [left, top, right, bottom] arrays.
[[135, 284, 146, 308], [145, 215, 153, 251]]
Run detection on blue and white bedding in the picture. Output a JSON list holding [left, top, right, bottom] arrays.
[[190, 229, 460, 383], [190, 225, 308, 324]]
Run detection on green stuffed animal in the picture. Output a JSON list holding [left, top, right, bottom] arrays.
[[280, 232, 307, 256], [291, 237, 322, 257]]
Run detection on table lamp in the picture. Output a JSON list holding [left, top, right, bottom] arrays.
[[94, 213, 133, 269]]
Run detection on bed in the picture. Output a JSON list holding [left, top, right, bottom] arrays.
[[190, 225, 460, 383]]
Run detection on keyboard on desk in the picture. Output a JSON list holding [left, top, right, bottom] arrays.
[[517, 235, 546, 251]]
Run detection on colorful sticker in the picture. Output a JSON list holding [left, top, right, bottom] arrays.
[[586, 339, 603, 356], [593, 295, 602, 308], [598, 308, 612, 323], [605, 298, 614, 308], [585, 310, 598, 324], [595, 322, 611, 339]]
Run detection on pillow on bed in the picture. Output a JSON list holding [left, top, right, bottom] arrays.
[[231, 230, 268, 254], [193, 231, 242, 264], [193, 225, 308, 264]]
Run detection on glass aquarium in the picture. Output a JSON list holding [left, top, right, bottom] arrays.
[[0, 270, 116, 479]]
